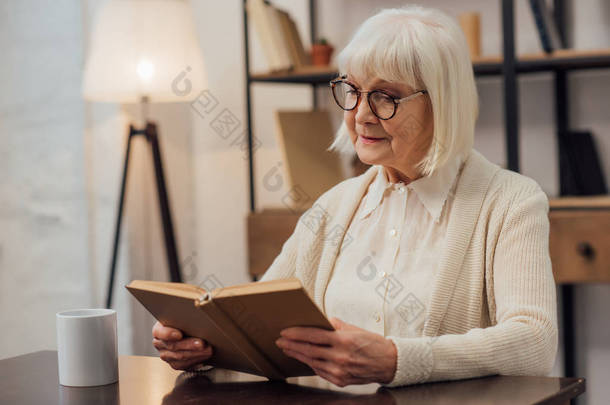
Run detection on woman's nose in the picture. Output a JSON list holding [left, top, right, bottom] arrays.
[[354, 94, 378, 124]]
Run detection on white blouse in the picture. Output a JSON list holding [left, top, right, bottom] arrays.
[[324, 156, 464, 338]]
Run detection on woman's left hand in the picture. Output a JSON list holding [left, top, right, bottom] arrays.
[[275, 317, 397, 387]]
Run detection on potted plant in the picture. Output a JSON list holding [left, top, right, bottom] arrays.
[[311, 38, 334, 66]]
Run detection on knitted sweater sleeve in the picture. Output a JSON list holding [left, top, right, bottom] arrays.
[[381, 184, 558, 387]]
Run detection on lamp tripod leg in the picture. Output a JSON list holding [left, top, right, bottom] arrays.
[[106, 126, 136, 309], [146, 122, 182, 283], [105, 122, 182, 309]]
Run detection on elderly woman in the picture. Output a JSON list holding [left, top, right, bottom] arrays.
[[152, 5, 558, 388]]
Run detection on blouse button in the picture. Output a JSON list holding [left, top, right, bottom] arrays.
[[389, 228, 397, 237], [398, 186, 405, 193], [374, 312, 381, 323]]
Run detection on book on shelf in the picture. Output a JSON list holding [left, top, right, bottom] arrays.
[[247, 0, 309, 72], [277, 9, 311, 69], [529, 0, 565, 53], [247, 0, 287, 71], [558, 130, 608, 196], [274, 110, 345, 211], [266, 2, 293, 70], [126, 277, 334, 380]]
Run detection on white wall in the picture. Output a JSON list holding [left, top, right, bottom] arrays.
[[0, 0, 92, 357], [0, 0, 197, 359], [0, 0, 608, 404]]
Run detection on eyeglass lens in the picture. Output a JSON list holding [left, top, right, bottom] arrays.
[[332, 81, 396, 119]]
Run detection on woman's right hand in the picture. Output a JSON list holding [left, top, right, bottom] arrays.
[[152, 321, 213, 370]]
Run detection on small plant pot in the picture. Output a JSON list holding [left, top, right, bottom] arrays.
[[311, 44, 334, 66]]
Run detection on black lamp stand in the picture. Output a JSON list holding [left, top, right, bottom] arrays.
[[105, 122, 182, 308]]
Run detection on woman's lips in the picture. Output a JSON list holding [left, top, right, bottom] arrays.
[[359, 135, 385, 144]]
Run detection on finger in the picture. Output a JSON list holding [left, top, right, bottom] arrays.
[[281, 348, 331, 373], [282, 348, 342, 383], [276, 338, 334, 360], [153, 337, 207, 351], [152, 322, 183, 341], [312, 362, 367, 387], [284, 349, 338, 373], [313, 367, 368, 387], [167, 352, 213, 371], [173, 337, 207, 351], [159, 347, 212, 363], [153, 338, 181, 351], [313, 367, 344, 387], [283, 348, 368, 386], [280, 327, 336, 346], [167, 357, 212, 371], [152, 338, 165, 351]]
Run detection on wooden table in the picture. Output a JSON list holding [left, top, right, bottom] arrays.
[[0, 351, 585, 404]]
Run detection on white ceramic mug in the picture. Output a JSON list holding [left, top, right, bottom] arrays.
[[56, 308, 119, 386]]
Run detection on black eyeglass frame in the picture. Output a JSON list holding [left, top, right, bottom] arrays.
[[329, 75, 428, 120]]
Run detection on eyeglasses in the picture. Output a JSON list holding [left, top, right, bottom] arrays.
[[329, 75, 427, 120]]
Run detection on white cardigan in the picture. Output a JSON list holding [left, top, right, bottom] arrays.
[[259, 149, 558, 387]]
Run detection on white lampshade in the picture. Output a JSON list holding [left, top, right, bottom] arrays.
[[83, 0, 207, 103]]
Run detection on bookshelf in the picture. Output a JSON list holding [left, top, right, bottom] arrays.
[[244, 1, 610, 196], [243, 0, 609, 384], [249, 65, 336, 84], [249, 48, 610, 83]]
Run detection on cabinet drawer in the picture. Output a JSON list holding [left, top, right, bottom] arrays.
[[549, 209, 610, 283]]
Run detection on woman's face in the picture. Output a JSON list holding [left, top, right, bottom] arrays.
[[344, 73, 433, 181]]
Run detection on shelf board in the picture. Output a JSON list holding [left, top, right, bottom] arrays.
[[249, 65, 338, 84], [249, 49, 610, 83], [549, 195, 610, 211], [474, 48, 610, 75]]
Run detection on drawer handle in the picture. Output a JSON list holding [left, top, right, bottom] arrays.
[[576, 242, 595, 261]]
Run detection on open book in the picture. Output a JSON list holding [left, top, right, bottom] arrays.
[[126, 277, 334, 380]]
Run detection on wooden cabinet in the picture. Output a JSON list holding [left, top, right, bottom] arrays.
[[247, 209, 303, 280], [247, 197, 610, 283], [549, 197, 610, 283]]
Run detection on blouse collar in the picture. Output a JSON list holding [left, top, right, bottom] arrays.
[[359, 155, 464, 223]]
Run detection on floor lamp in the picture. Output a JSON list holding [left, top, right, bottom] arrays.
[[82, 0, 208, 308]]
